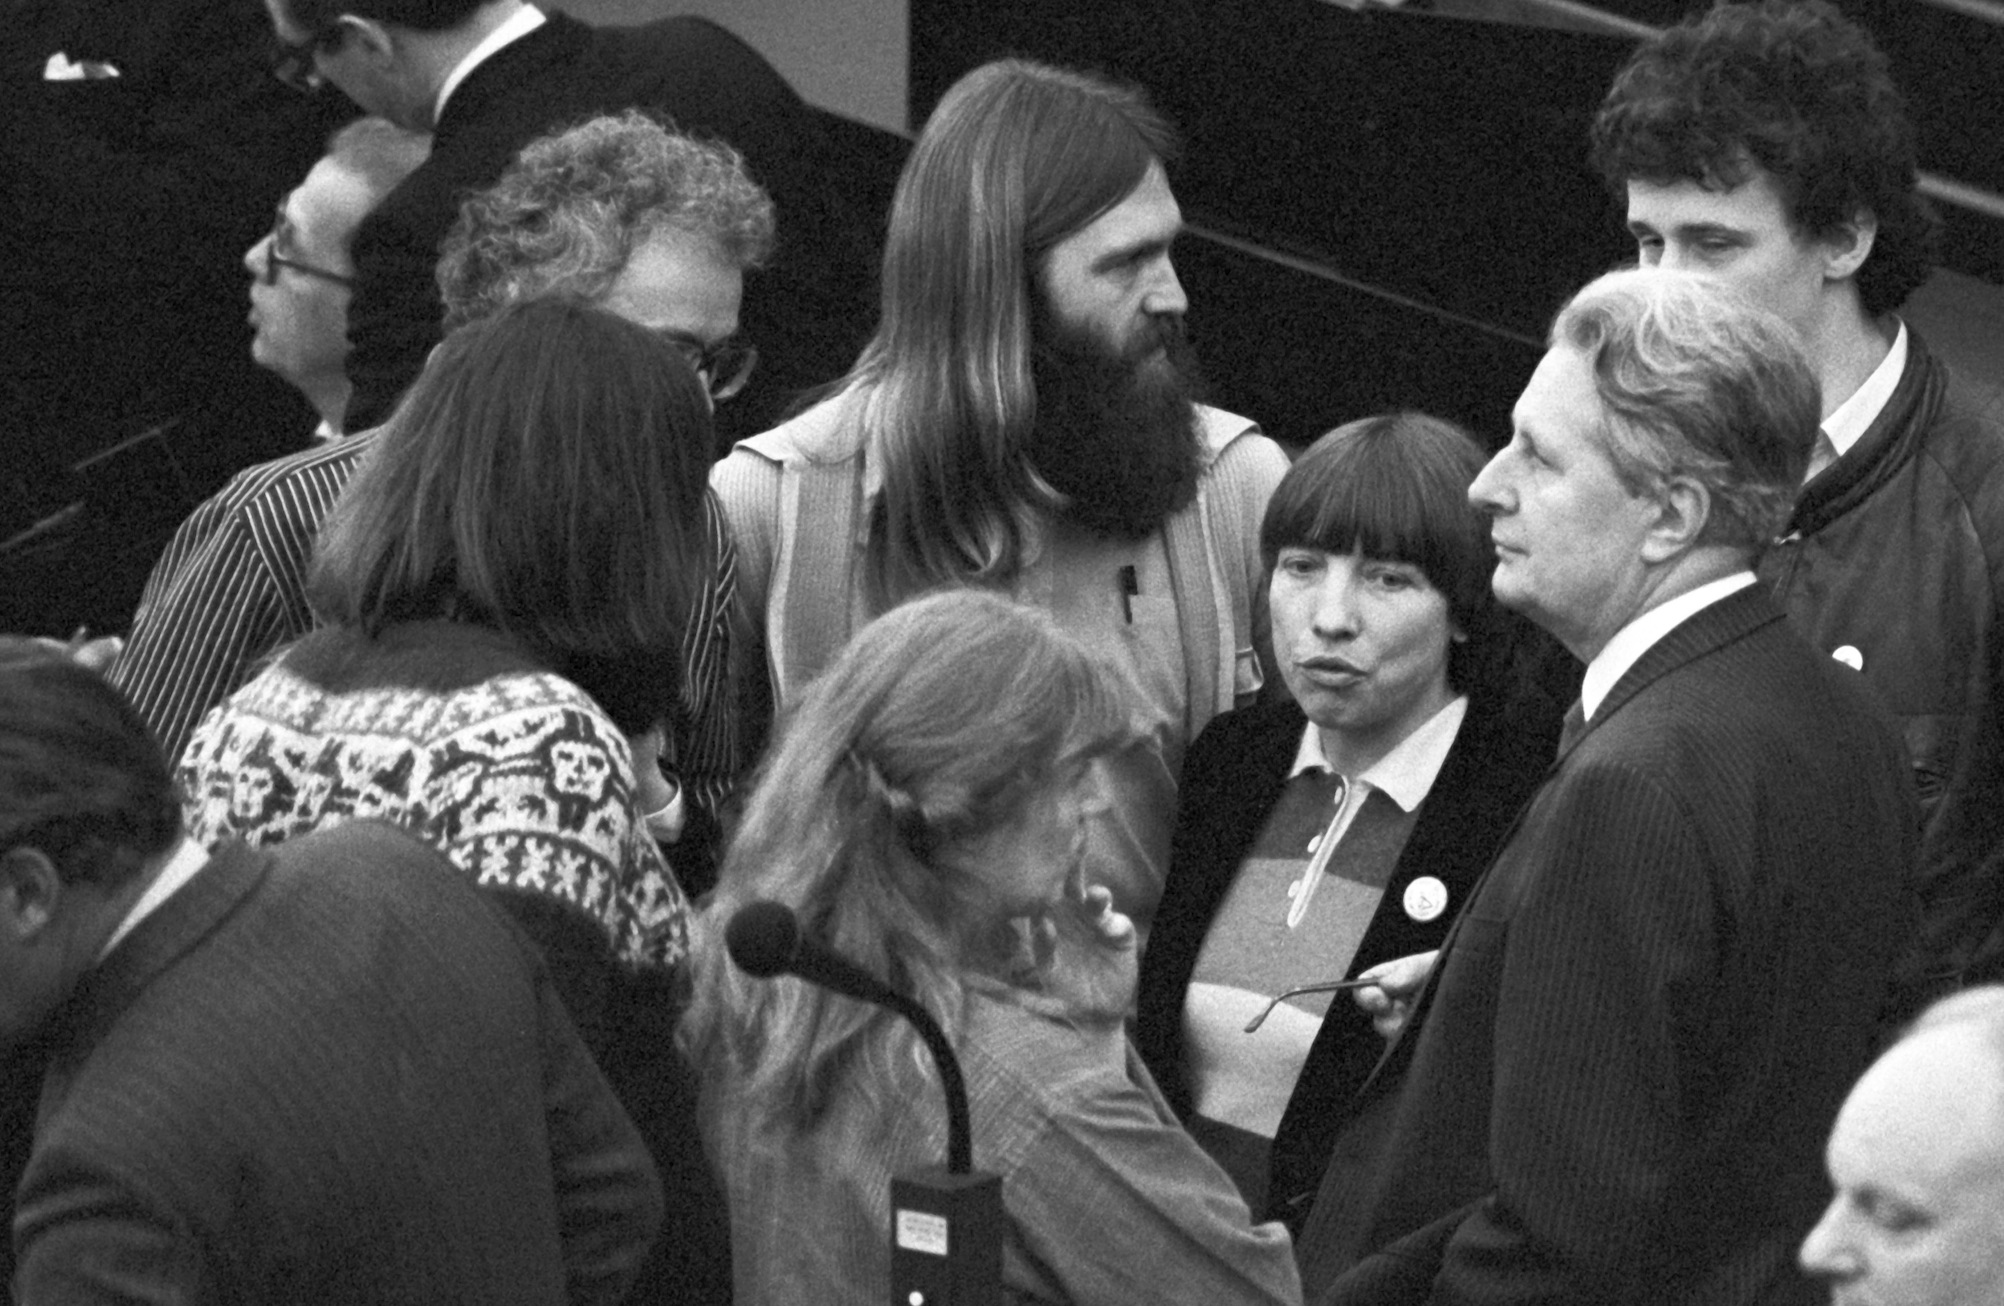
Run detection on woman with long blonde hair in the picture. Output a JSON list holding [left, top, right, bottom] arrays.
[[683, 589, 1301, 1304]]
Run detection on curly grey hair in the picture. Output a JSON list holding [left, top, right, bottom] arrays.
[[437, 110, 776, 330]]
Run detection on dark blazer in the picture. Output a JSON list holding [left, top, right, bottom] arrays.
[[344, 12, 878, 440], [1297, 586, 1919, 1306], [1135, 679, 1566, 1229], [13, 824, 663, 1305]]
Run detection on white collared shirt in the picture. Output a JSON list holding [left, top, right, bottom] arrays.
[[1582, 573, 1756, 721], [1823, 320, 1907, 461], [1288, 694, 1468, 810], [1277, 695, 1465, 930], [97, 835, 209, 961], [433, 4, 546, 124]]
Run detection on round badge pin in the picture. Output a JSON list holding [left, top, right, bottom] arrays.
[[1403, 876, 1448, 923]]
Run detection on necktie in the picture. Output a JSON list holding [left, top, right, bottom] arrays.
[[1558, 698, 1587, 753]]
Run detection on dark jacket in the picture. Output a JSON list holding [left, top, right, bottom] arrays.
[[1298, 588, 1918, 1306], [1135, 674, 1566, 1230], [1760, 325, 2004, 996], [14, 825, 661, 1305], [344, 12, 877, 441]]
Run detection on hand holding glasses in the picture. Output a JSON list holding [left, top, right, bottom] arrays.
[[1241, 977, 1384, 1033]]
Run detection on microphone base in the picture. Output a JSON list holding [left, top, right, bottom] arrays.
[[889, 1166, 1004, 1306]]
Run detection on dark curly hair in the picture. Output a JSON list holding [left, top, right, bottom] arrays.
[[1590, 0, 1939, 315]]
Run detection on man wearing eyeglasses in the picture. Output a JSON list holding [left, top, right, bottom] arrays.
[[245, 116, 429, 439], [259, 0, 871, 445], [111, 112, 773, 888]]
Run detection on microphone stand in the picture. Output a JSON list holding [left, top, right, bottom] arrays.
[[725, 900, 1002, 1304], [875, 987, 973, 1175]]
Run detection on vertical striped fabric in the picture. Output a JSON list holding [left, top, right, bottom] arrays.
[[112, 435, 741, 823]]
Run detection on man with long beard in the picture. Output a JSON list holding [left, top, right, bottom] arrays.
[[713, 58, 1286, 936]]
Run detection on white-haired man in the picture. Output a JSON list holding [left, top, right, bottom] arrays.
[[1296, 268, 1917, 1304]]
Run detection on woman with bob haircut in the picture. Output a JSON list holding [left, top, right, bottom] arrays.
[[1136, 412, 1573, 1228], [682, 589, 1303, 1305], [178, 297, 716, 1029]]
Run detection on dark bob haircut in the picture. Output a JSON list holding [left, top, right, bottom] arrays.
[[1590, 0, 1939, 316], [307, 297, 717, 733], [0, 640, 180, 889], [1260, 412, 1505, 696]]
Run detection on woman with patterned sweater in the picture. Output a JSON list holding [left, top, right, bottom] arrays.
[[176, 297, 729, 1293], [179, 296, 707, 1005]]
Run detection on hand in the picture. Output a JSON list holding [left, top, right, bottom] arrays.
[[1024, 880, 1137, 1032], [1078, 882, 1137, 954], [624, 725, 682, 841], [1353, 949, 1438, 1040]]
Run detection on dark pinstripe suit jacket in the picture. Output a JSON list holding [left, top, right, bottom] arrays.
[[1298, 586, 1919, 1306], [12, 823, 662, 1305]]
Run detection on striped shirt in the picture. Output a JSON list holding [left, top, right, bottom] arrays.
[[114, 433, 740, 827]]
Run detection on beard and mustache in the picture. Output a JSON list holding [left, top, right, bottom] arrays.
[[1022, 310, 1206, 541]]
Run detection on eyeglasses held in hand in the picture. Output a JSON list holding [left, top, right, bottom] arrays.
[[1242, 977, 1382, 1033]]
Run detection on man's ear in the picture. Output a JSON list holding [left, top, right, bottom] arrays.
[[1640, 475, 1712, 563], [1820, 207, 1879, 284], [0, 847, 63, 943]]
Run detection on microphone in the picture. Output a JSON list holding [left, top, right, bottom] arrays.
[[725, 899, 973, 1173], [725, 899, 1004, 1305], [724, 898, 909, 1006]]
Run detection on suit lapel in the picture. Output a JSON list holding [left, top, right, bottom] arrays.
[[1574, 585, 1784, 752], [1208, 702, 1310, 889], [431, 15, 585, 146], [1345, 587, 1785, 1106], [1153, 702, 1305, 989], [47, 842, 271, 1066]]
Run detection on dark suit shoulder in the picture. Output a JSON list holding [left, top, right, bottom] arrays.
[[585, 15, 804, 111], [1597, 606, 1905, 775], [1539, 604, 1914, 935], [22, 824, 584, 1302]]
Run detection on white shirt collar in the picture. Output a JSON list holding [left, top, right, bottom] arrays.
[[1822, 320, 1907, 460], [98, 835, 209, 962], [434, 4, 546, 124], [1287, 694, 1468, 813], [1582, 572, 1755, 721]]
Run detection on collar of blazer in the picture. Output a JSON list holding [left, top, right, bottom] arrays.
[[1559, 584, 1783, 763], [429, 11, 579, 144], [1343, 585, 1786, 1103], [46, 841, 268, 1063]]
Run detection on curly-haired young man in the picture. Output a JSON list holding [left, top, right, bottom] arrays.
[[1594, 0, 2004, 1002]]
